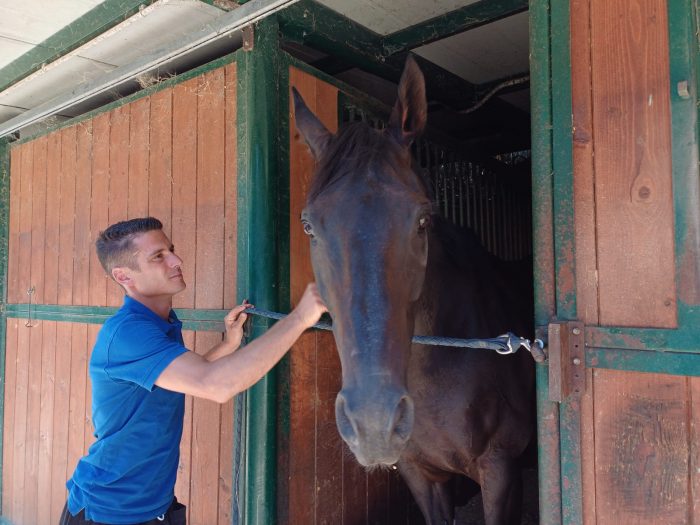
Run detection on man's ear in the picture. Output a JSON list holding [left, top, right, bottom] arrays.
[[112, 267, 132, 287]]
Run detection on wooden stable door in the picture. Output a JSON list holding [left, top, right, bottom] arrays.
[[541, 1, 700, 523], [2, 61, 239, 525]]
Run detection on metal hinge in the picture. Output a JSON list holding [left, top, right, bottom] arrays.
[[548, 320, 585, 402]]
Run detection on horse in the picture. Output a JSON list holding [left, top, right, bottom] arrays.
[[292, 57, 536, 525]]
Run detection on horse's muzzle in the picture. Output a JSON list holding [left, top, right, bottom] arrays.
[[335, 388, 415, 466]]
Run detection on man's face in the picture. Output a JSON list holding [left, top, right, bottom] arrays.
[[119, 229, 186, 298]]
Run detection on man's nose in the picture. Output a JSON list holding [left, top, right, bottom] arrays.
[[167, 252, 183, 267]]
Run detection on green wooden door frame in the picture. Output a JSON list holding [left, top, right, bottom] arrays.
[[533, 1, 700, 524]]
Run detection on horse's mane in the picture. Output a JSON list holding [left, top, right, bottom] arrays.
[[307, 121, 433, 203]]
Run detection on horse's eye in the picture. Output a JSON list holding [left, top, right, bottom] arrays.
[[418, 215, 431, 232], [302, 221, 314, 237]]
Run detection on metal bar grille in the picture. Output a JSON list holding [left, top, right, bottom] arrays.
[[341, 104, 532, 261]]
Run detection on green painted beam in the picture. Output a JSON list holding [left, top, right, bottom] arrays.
[[279, 0, 529, 121], [3, 304, 234, 332], [587, 347, 700, 377], [381, 0, 528, 56], [236, 16, 281, 525], [0, 0, 158, 93]]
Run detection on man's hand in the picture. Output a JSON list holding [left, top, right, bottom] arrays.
[[223, 300, 252, 350], [292, 283, 328, 329]]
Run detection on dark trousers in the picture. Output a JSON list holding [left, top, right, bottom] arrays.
[[59, 498, 186, 525]]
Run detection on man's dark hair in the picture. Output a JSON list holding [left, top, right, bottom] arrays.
[[96, 217, 163, 276]]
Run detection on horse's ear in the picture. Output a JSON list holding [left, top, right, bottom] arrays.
[[292, 87, 332, 160], [388, 56, 427, 147]]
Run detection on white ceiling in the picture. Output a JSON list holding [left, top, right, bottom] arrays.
[[0, 0, 530, 135]]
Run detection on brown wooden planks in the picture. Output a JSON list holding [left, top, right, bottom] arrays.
[[44, 132, 62, 306], [593, 369, 690, 523], [128, 96, 150, 218], [2, 319, 18, 516], [7, 146, 21, 303], [89, 113, 110, 307], [73, 121, 93, 306], [107, 104, 131, 306], [17, 142, 33, 314], [2, 64, 237, 524], [223, 62, 238, 309], [11, 322, 30, 522], [189, 331, 223, 525], [51, 321, 73, 521], [590, 0, 676, 327], [570, 0, 599, 327], [37, 321, 57, 525], [149, 89, 173, 236], [175, 331, 196, 518], [66, 324, 88, 487], [58, 126, 77, 305], [195, 69, 226, 310], [171, 77, 198, 310]]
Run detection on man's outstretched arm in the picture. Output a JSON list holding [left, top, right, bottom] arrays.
[[154, 283, 326, 403]]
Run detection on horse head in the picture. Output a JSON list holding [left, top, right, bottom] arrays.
[[293, 57, 430, 467]]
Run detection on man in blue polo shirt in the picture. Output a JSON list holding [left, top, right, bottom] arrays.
[[61, 217, 326, 525]]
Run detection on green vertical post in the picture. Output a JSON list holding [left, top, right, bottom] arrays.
[[236, 16, 281, 525], [529, 0, 563, 523], [0, 137, 10, 511]]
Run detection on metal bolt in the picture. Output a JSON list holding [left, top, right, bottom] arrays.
[[572, 357, 581, 366], [572, 327, 581, 336]]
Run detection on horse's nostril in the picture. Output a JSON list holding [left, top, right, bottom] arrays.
[[392, 395, 414, 442], [335, 394, 358, 446]]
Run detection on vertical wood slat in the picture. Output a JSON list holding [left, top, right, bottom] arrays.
[[195, 68, 226, 311], [593, 369, 691, 523], [570, 0, 599, 327], [73, 121, 93, 306], [127, 96, 150, 219], [107, 105, 131, 306], [66, 324, 88, 492], [189, 331, 223, 525], [7, 146, 21, 303], [37, 321, 57, 525], [89, 113, 110, 308], [51, 321, 73, 521], [171, 77, 199, 311], [223, 62, 238, 310], [149, 89, 173, 237], [570, 2, 598, 522], [175, 330, 195, 517], [2, 319, 18, 518], [57, 126, 77, 305], [590, 0, 677, 327], [11, 140, 33, 523]]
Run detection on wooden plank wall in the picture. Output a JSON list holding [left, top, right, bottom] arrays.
[[288, 66, 420, 524], [2, 62, 238, 525], [570, 1, 699, 523]]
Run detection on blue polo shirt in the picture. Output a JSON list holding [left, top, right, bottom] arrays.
[[66, 296, 189, 523]]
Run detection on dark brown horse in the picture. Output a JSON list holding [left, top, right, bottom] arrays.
[[293, 57, 535, 525]]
